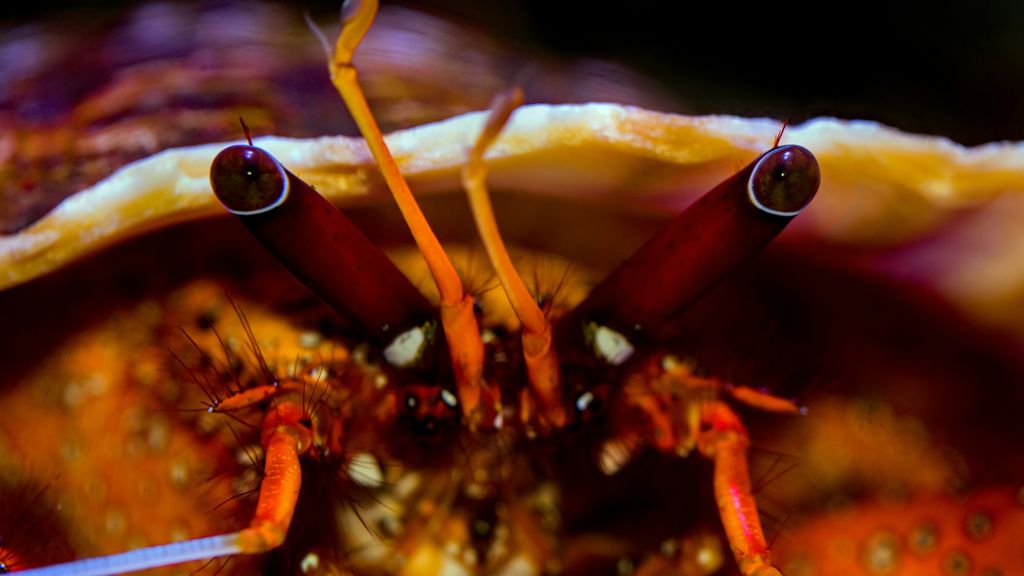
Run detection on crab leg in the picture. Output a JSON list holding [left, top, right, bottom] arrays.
[[234, 401, 312, 552], [697, 401, 781, 576], [15, 401, 313, 576]]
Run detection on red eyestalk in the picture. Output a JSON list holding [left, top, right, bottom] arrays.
[[568, 144, 820, 345], [210, 143, 433, 344]]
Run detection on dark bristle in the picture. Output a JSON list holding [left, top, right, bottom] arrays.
[[772, 119, 789, 148], [227, 295, 275, 383], [768, 510, 794, 551], [168, 344, 220, 407], [210, 325, 245, 395], [540, 262, 576, 319], [0, 477, 76, 570], [751, 452, 800, 494]]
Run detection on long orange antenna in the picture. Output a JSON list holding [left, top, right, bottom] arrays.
[[328, 0, 485, 412], [463, 88, 565, 428]]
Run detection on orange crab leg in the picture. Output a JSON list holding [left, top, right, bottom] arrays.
[[15, 401, 313, 576], [208, 378, 330, 413], [236, 401, 312, 552], [210, 383, 281, 412], [697, 401, 781, 576], [327, 0, 485, 412], [727, 385, 802, 414]]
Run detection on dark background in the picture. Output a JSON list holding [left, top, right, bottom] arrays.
[[3, 0, 1024, 145], [405, 0, 1024, 146]]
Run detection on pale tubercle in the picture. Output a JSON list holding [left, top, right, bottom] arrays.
[[2, 103, 1024, 319]]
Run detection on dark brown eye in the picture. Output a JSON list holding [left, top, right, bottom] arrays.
[[747, 144, 820, 217], [210, 145, 289, 215]]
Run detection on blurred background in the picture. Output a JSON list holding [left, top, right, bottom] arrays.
[[5, 0, 1023, 233], [2, 3, 1023, 574], [3, 0, 1024, 145]]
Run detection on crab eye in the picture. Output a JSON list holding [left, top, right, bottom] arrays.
[[210, 145, 290, 215], [747, 144, 820, 217]]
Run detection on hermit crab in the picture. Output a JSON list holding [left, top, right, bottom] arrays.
[[2, 2, 1024, 576]]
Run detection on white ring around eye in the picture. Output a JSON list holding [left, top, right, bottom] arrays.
[[224, 148, 291, 216], [747, 150, 804, 218]]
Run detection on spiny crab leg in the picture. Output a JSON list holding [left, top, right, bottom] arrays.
[[463, 88, 566, 428], [605, 358, 798, 575], [234, 401, 312, 553], [328, 0, 485, 412], [697, 401, 780, 576], [661, 358, 803, 416], [16, 400, 314, 576], [207, 377, 327, 413]]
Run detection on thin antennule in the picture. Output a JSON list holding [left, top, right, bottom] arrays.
[[463, 87, 565, 428], [303, 9, 334, 61], [239, 117, 253, 146], [327, 0, 485, 413], [772, 119, 789, 148]]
